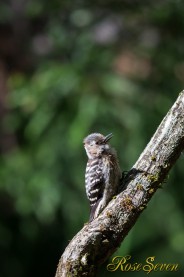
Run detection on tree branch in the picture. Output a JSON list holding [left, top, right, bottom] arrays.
[[55, 91, 184, 277]]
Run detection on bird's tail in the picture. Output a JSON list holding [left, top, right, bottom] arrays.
[[89, 200, 101, 222]]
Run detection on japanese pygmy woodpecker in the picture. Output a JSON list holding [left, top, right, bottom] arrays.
[[83, 133, 121, 222]]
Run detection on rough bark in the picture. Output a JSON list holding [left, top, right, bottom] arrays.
[[55, 91, 184, 277]]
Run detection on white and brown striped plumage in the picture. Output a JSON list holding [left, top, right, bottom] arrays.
[[83, 133, 121, 222]]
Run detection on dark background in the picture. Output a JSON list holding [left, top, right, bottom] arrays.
[[0, 0, 184, 276]]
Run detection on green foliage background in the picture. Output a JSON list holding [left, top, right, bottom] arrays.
[[0, 1, 184, 276]]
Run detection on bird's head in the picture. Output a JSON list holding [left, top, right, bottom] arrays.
[[83, 133, 113, 159]]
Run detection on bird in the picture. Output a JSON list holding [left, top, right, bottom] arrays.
[[83, 133, 121, 222]]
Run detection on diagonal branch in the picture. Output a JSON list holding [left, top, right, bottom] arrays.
[[55, 91, 184, 277]]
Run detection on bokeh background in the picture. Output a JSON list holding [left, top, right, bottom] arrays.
[[0, 1, 184, 276]]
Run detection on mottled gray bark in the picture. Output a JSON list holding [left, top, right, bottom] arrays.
[[55, 91, 184, 277]]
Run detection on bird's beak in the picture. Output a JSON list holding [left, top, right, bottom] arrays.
[[104, 133, 113, 143]]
